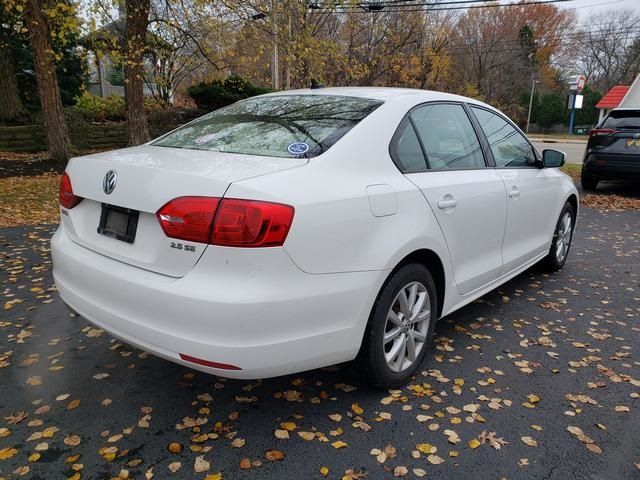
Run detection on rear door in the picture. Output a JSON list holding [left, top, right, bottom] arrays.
[[469, 106, 561, 274], [393, 102, 507, 295]]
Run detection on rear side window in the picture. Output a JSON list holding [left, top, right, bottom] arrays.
[[153, 95, 382, 158], [601, 110, 640, 129], [389, 119, 427, 173], [410, 104, 485, 170]]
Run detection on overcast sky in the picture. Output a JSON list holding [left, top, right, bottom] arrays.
[[561, 0, 640, 19]]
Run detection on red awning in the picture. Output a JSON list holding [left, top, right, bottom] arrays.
[[596, 85, 630, 109]]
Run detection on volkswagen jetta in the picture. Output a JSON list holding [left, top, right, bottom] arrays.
[[52, 88, 578, 387]]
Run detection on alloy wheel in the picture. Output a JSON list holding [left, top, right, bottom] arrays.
[[555, 211, 572, 263], [383, 281, 431, 373]]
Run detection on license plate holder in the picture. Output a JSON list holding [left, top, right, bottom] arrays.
[[97, 204, 139, 243]]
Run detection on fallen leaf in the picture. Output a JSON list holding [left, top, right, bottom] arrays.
[[64, 435, 81, 446], [194, 455, 210, 473], [265, 450, 285, 461], [0, 447, 18, 460], [167, 443, 183, 454], [393, 466, 408, 477], [521, 437, 538, 447], [298, 431, 315, 441], [332, 440, 348, 449]]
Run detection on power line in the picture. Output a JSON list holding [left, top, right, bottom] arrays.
[[305, 0, 573, 13]]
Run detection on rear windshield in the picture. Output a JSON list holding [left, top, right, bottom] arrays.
[[601, 110, 640, 129], [152, 94, 382, 158]]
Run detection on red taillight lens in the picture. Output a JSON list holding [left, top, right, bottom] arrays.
[[589, 128, 618, 137], [59, 172, 82, 209], [211, 199, 294, 247], [155, 196, 294, 247], [156, 196, 220, 243]]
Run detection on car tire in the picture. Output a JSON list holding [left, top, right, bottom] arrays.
[[359, 263, 438, 388], [542, 202, 575, 272], [581, 174, 598, 191]]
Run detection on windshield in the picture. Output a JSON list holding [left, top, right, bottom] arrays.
[[601, 110, 640, 129], [152, 94, 383, 158]]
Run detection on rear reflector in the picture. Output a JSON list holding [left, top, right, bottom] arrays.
[[179, 353, 241, 370], [589, 128, 618, 137], [59, 172, 82, 209], [156, 196, 294, 247]]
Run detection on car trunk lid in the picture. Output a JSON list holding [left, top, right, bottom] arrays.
[[61, 145, 307, 277]]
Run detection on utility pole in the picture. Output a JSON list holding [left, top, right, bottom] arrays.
[[271, 0, 279, 90], [526, 79, 538, 134]]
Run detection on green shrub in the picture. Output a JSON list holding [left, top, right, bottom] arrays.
[[74, 92, 126, 121], [73, 92, 171, 123], [187, 75, 271, 111]]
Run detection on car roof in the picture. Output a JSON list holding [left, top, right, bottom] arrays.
[[262, 86, 493, 109]]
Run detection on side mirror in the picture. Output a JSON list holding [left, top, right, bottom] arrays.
[[542, 149, 565, 168]]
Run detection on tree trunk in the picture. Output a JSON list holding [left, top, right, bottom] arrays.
[[23, 0, 71, 161], [124, 0, 151, 146], [0, 53, 26, 122]]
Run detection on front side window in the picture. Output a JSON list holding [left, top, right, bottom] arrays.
[[471, 107, 536, 168], [153, 95, 382, 158], [410, 103, 486, 170]]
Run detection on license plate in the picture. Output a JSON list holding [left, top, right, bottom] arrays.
[[625, 139, 640, 149], [97, 204, 139, 243]]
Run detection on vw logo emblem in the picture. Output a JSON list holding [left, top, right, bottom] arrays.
[[103, 170, 117, 195]]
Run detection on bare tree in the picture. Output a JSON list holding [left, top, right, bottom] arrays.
[[0, 52, 26, 122], [576, 10, 640, 91], [124, 0, 151, 145], [24, 0, 71, 161]]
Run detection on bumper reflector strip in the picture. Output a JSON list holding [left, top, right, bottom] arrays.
[[179, 353, 242, 370]]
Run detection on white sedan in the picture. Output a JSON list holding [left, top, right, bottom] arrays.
[[52, 87, 577, 387]]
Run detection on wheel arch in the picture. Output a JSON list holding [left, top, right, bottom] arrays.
[[387, 249, 446, 320], [567, 193, 578, 221]]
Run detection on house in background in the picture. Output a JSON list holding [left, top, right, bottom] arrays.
[[595, 74, 640, 121], [80, 5, 166, 101]]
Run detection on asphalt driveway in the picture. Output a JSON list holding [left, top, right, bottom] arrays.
[[0, 207, 638, 479]]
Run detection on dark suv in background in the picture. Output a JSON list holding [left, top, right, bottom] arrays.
[[581, 108, 640, 190]]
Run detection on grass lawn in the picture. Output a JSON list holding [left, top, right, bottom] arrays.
[[0, 174, 60, 228], [560, 163, 581, 181]]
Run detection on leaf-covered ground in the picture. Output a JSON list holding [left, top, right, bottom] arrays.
[[0, 207, 638, 479]]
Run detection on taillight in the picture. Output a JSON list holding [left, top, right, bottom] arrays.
[[211, 199, 294, 247], [589, 128, 618, 137], [157, 197, 220, 243], [59, 172, 82, 209], [156, 197, 294, 247]]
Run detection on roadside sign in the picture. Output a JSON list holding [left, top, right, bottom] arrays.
[[568, 74, 586, 93]]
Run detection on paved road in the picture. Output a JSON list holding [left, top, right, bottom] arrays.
[[532, 140, 586, 165], [1, 209, 639, 479]]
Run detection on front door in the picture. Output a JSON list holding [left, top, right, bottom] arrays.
[[470, 106, 561, 273]]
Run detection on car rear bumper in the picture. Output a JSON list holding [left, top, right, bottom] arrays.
[[51, 225, 384, 379], [583, 152, 640, 179]]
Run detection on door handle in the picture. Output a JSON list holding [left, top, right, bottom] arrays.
[[437, 198, 458, 209], [508, 187, 520, 198]]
